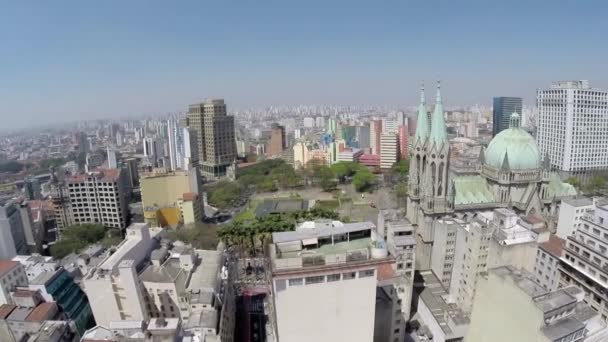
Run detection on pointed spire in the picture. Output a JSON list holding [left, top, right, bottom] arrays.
[[414, 83, 429, 144], [429, 80, 448, 147], [478, 146, 485, 164], [501, 152, 510, 171]]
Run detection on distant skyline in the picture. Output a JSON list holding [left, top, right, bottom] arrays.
[[1, 0, 607, 129]]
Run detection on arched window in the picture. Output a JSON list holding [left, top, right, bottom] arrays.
[[431, 162, 436, 197], [438, 163, 445, 196]]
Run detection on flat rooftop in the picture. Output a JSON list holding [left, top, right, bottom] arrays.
[[272, 221, 375, 244], [278, 237, 371, 259], [563, 197, 593, 207]]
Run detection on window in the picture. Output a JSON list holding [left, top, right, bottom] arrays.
[[343, 272, 356, 280], [327, 274, 341, 282], [289, 278, 303, 286], [359, 270, 375, 278], [305, 276, 325, 285]]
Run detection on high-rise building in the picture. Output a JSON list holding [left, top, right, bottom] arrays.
[[537, 81, 608, 180], [186, 99, 237, 179], [77, 132, 89, 154], [143, 137, 161, 167], [492, 97, 522, 136], [398, 125, 408, 160], [467, 267, 608, 342], [533, 234, 565, 292], [65, 169, 129, 229], [380, 132, 399, 169], [0, 200, 28, 259], [560, 200, 608, 321], [315, 116, 325, 128], [23, 177, 41, 201], [106, 146, 117, 169], [267, 123, 286, 157], [369, 120, 382, 155], [303, 117, 315, 128]]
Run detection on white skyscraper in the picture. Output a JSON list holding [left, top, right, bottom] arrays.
[[107, 146, 117, 169], [167, 119, 183, 171], [537, 80, 608, 180]]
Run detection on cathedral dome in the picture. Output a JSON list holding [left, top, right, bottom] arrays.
[[485, 113, 541, 170]]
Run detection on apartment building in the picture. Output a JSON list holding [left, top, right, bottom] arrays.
[[0, 200, 28, 259], [534, 234, 565, 292], [560, 201, 608, 321], [380, 132, 399, 169], [557, 197, 595, 239], [0, 261, 27, 305], [66, 169, 129, 229]]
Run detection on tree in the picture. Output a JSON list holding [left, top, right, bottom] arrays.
[[352, 169, 376, 192], [391, 160, 410, 176], [316, 166, 337, 192], [330, 162, 359, 182], [585, 176, 607, 195], [565, 176, 581, 189], [207, 181, 243, 209], [395, 182, 408, 206], [0, 161, 24, 173]]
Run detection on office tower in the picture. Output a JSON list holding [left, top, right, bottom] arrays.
[[357, 124, 370, 149], [107, 146, 117, 169], [537, 81, 608, 180], [533, 234, 565, 292], [82, 224, 153, 326], [0, 261, 27, 305], [560, 200, 608, 320], [369, 120, 382, 155], [293, 142, 310, 169], [186, 99, 237, 179], [182, 127, 199, 168], [77, 132, 89, 154], [0, 200, 28, 259], [467, 267, 608, 342], [267, 123, 286, 157], [66, 169, 128, 229], [294, 128, 302, 140], [143, 137, 159, 166], [270, 221, 404, 342], [327, 118, 338, 135], [492, 97, 522, 136], [167, 118, 183, 171], [398, 125, 408, 160], [380, 132, 399, 169], [115, 130, 123, 146], [27, 267, 95, 333], [109, 123, 120, 141], [23, 177, 41, 201]]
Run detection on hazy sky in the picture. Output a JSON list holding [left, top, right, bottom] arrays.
[[1, 0, 607, 129]]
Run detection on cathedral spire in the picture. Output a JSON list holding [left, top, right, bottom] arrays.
[[414, 83, 429, 144], [429, 80, 448, 147]]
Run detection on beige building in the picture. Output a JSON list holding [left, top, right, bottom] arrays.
[[467, 267, 608, 342], [380, 132, 399, 169], [0, 261, 27, 305], [140, 169, 202, 227], [186, 99, 237, 179], [534, 234, 565, 292], [65, 169, 129, 229], [270, 220, 405, 342]]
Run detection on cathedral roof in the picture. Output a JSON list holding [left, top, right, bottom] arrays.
[[485, 112, 541, 170], [453, 176, 496, 205]]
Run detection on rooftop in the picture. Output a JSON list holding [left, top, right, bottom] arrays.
[[563, 197, 593, 207], [67, 168, 121, 183], [0, 260, 20, 276], [539, 235, 565, 258], [25, 302, 57, 322], [255, 199, 310, 218]]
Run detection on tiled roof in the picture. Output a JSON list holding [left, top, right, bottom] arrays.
[[25, 302, 57, 322], [0, 260, 19, 276], [540, 235, 565, 258], [181, 192, 198, 201], [0, 305, 16, 319]]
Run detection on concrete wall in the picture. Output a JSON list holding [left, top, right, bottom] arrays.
[[273, 269, 377, 342], [556, 201, 592, 239]]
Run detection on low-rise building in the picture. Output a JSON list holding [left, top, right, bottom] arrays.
[[557, 197, 594, 239], [534, 234, 565, 291], [0, 261, 28, 305]]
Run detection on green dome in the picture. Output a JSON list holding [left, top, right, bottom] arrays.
[[485, 113, 540, 170]]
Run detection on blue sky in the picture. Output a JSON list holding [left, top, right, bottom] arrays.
[[1, 0, 607, 129]]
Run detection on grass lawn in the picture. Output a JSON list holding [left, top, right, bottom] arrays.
[[314, 199, 340, 211]]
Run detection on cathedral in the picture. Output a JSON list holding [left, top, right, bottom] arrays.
[[406, 82, 577, 269]]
